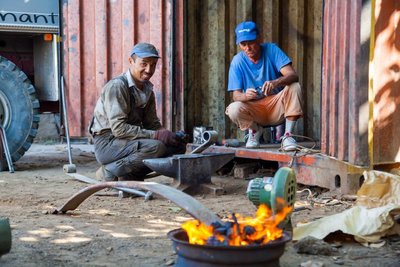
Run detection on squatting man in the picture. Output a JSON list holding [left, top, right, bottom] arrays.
[[90, 43, 186, 181], [225, 21, 303, 150]]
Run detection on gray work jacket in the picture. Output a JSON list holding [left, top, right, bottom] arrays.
[[90, 70, 162, 139]]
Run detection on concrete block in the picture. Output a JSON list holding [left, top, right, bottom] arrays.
[[233, 162, 258, 179], [35, 113, 60, 143]]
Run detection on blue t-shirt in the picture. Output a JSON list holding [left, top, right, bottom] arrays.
[[227, 43, 292, 94]]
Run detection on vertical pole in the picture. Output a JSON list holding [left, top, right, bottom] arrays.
[[368, 0, 375, 167], [0, 125, 14, 173]]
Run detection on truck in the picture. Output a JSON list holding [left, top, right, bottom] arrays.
[[0, 0, 61, 171]]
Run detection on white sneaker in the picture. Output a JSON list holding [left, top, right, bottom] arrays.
[[245, 128, 262, 148], [282, 134, 297, 151]]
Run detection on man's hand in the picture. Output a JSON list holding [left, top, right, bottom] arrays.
[[154, 129, 179, 146], [245, 88, 260, 100], [176, 130, 189, 144], [261, 81, 275, 95], [261, 64, 299, 94]]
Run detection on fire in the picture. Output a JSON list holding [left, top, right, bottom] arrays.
[[182, 199, 292, 246]]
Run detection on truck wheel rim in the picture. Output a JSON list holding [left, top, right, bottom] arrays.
[[0, 90, 11, 128]]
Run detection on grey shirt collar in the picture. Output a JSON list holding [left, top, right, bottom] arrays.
[[124, 70, 154, 108]]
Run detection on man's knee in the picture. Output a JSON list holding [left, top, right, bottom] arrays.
[[142, 139, 167, 158], [284, 82, 304, 115], [288, 82, 302, 95], [104, 140, 166, 177], [226, 101, 245, 121]]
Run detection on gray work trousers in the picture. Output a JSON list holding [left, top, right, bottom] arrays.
[[93, 132, 185, 180]]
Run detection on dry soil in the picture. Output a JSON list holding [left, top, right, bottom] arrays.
[[0, 144, 399, 267]]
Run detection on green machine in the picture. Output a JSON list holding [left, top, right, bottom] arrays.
[[0, 217, 11, 257], [247, 167, 297, 224]]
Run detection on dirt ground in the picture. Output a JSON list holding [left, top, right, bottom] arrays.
[[0, 144, 399, 267]]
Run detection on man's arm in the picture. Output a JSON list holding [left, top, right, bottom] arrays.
[[261, 64, 299, 95], [232, 89, 259, 102], [232, 64, 298, 102]]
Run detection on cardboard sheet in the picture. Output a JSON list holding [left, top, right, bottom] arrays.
[[293, 170, 400, 243]]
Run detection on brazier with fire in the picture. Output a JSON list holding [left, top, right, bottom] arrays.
[[168, 202, 292, 267]]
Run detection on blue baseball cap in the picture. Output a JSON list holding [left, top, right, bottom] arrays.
[[235, 21, 259, 45], [130, 43, 160, 58]]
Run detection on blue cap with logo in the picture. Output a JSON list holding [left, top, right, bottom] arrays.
[[235, 21, 259, 45], [130, 43, 160, 58]]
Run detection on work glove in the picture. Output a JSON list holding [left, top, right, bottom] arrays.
[[154, 129, 179, 146], [175, 130, 189, 144]]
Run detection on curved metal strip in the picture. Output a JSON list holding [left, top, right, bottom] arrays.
[[56, 181, 222, 226]]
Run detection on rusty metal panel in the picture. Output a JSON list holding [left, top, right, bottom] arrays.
[[373, 0, 400, 164], [61, 0, 184, 136], [321, 0, 370, 166], [186, 0, 323, 143]]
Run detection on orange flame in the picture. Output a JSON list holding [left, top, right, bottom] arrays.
[[182, 199, 292, 246]]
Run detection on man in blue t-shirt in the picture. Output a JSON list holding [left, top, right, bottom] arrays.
[[225, 21, 303, 150]]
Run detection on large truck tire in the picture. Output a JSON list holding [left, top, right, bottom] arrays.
[[0, 56, 40, 171]]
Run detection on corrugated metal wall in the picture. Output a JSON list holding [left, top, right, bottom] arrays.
[[185, 0, 323, 142], [62, 0, 185, 136], [63, 0, 323, 142], [372, 0, 400, 164], [316, 0, 399, 167], [321, 0, 370, 166]]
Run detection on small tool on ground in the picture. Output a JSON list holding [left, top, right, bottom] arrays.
[[221, 138, 241, 147]]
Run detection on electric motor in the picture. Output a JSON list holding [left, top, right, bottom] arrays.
[[247, 167, 296, 214]]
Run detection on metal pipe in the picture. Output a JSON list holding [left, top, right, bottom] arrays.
[[60, 76, 73, 165], [171, 0, 176, 119], [66, 172, 152, 199], [0, 125, 14, 173], [190, 130, 218, 154]]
